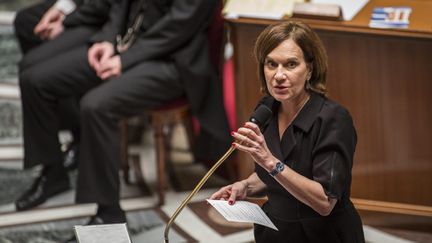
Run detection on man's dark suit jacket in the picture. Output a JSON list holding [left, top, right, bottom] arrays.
[[88, 0, 231, 161], [63, 0, 112, 28]]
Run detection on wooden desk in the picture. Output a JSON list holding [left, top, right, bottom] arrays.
[[227, 0, 432, 216]]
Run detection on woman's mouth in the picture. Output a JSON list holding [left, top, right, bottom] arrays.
[[274, 85, 288, 92]]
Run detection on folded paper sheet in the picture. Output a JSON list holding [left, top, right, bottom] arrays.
[[311, 0, 369, 20], [207, 199, 278, 231], [74, 223, 131, 243]]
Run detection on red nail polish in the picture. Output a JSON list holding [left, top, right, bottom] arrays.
[[231, 131, 235, 136], [231, 143, 236, 147], [228, 200, 233, 205]]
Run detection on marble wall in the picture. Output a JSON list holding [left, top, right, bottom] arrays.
[[0, 25, 20, 85], [0, 10, 22, 147]]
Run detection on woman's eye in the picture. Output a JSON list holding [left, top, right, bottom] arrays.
[[265, 60, 277, 68], [286, 61, 297, 68]]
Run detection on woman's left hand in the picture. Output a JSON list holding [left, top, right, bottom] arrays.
[[232, 122, 276, 170]]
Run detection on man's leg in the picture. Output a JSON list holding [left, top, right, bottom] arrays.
[[19, 26, 99, 71], [18, 26, 100, 172], [76, 60, 184, 222], [16, 45, 101, 210]]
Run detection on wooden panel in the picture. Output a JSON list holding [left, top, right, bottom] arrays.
[[319, 31, 432, 206], [353, 198, 432, 217], [227, 4, 432, 207], [230, 22, 266, 179]]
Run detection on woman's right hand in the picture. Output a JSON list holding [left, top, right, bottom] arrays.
[[209, 180, 248, 205]]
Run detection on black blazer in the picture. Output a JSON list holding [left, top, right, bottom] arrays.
[[90, 0, 231, 160]]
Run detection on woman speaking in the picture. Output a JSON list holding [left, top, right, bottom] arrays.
[[210, 21, 365, 243]]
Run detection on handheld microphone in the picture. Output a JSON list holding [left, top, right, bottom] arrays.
[[164, 104, 273, 243], [249, 104, 273, 130]]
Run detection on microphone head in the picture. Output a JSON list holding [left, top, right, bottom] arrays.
[[249, 104, 273, 129]]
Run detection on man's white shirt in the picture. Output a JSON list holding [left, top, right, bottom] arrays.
[[54, 0, 77, 15]]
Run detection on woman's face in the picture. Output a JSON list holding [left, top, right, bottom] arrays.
[[264, 39, 311, 103]]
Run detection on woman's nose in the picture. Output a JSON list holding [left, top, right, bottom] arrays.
[[274, 67, 286, 81]]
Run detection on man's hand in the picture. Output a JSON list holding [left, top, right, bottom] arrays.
[[88, 42, 122, 80], [34, 7, 65, 40], [97, 56, 122, 80]]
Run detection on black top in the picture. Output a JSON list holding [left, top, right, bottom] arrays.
[[254, 93, 365, 243]]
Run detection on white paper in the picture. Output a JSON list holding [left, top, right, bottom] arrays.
[[74, 223, 131, 243], [206, 199, 278, 231], [311, 0, 369, 21], [223, 0, 305, 19]]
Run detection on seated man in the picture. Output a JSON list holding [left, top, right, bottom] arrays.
[[14, 0, 112, 211], [15, 0, 82, 171], [18, 0, 231, 226]]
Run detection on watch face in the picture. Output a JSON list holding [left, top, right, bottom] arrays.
[[276, 162, 284, 171], [270, 161, 284, 176]]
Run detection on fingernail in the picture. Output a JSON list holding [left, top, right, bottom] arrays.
[[231, 143, 236, 148], [231, 131, 235, 136], [228, 200, 233, 205]]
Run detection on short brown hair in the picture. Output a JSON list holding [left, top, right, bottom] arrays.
[[254, 21, 328, 95]]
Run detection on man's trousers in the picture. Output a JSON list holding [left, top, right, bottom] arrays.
[[20, 42, 184, 205]]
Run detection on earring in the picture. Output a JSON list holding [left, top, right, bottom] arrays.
[[305, 78, 312, 90]]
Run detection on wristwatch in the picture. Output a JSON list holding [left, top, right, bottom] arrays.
[[269, 161, 284, 177]]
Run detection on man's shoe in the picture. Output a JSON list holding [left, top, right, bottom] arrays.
[[15, 175, 70, 211]]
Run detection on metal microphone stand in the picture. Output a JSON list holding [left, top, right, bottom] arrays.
[[163, 104, 272, 242], [163, 145, 236, 243]]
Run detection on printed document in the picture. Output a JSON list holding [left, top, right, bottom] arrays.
[[74, 223, 131, 243], [223, 0, 305, 19], [207, 199, 278, 231], [311, 0, 369, 20]]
